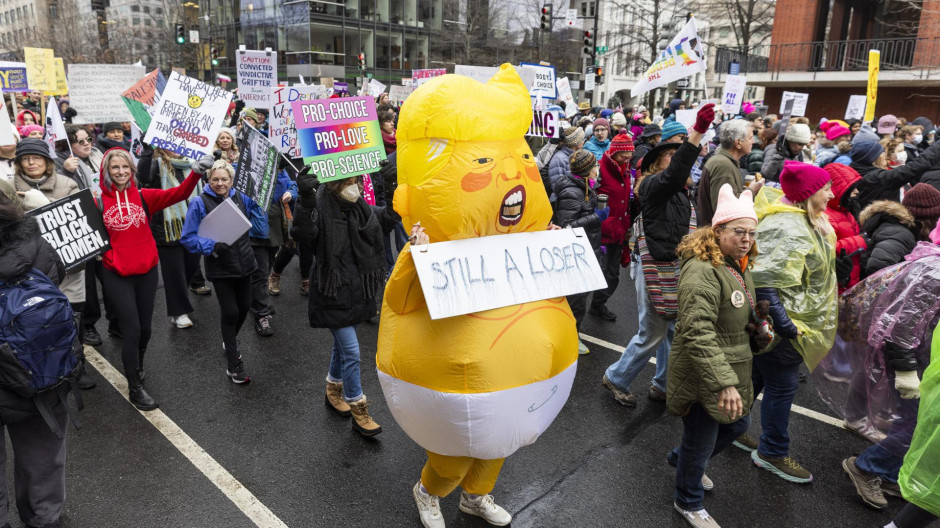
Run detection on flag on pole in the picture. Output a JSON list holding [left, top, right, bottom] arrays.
[[44, 96, 71, 157], [0, 97, 15, 147], [630, 17, 707, 98], [217, 73, 232, 83]]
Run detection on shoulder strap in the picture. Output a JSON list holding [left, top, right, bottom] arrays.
[[138, 189, 149, 219]]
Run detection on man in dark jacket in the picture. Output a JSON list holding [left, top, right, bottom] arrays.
[[631, 124, 662, 171], [697, 119, 754, 226], [850, 134, 940, 209]]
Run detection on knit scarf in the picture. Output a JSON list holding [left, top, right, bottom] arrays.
[[314, 191, 386, 299], [159, 158, 198, 242]]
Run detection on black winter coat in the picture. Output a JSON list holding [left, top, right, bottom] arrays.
[[636, 141, 700, 261], [859, 200, 917, 278], [851, 140, 940, 209], [553, 173, 601, 250], [201, 192, 257, 280]]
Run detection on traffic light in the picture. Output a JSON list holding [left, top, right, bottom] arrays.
[[357, 52, 366, 73], [582, 30, 595, 57], [540, 5, 552, 31], [211, 47, 219, 66], [175, 24, 185, 45], [594, 66, 604, 85]]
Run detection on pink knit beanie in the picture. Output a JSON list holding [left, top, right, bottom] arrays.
[[780, 160, 832, 203], [712, 184, 758, 227]]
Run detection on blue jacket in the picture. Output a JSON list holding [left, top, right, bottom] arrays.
[[583, 137, 611, 161], [756, 287, 804, 365], [181, 185, 268, 256]]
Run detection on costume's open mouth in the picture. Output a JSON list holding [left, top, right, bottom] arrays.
[[499, 185, 525, 227]]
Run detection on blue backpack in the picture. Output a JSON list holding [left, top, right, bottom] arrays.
[[0, 268, 84, 437]]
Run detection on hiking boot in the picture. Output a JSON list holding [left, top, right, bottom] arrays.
[[171, 314, 193, 329], [701, 474, 714, 491], [190, 285, 212, 295], [880, 479, 902, 498], [674, 503, 721, 528], [268, 272, 281, 296], [77, 364, 97, 390], [459, 491, 512, 526], [578, 340, 590, 355], [751, 450, 813, 483], [413, 482, 444, 528], [227, 362, 251, 384], [82, 326, 102, 346], [589, 305, 617, 321], [325, 380, 351, 417], [733, 434, 759, 452], [255, 315, 274, 337], [649, 384, 667, 402], [300, 279, 310, 296], [842, 457, 888, 509], [602, 374, 637, 407], [349, 396, 382, 436]]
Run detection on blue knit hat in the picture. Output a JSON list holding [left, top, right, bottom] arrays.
[[850, 138, 885, 165], [660, 120, 688, 141], [600, 109, 614, 119]]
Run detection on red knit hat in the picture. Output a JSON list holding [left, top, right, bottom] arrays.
[[902, 183, 940, 220], [780, 160, 831, 203], [608, 130, 635, 154]]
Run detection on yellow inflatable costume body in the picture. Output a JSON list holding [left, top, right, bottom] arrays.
[[377, 65, 579, 498]]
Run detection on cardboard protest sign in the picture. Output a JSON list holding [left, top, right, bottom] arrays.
[[333, 82, 349, 95], [234, 123, 279, 207], [519, 63, 558, 98], [674, 109, 697, 130], [270, 84, 327, 157], [24, 48, 55, 92], [410, 227, 607, 319], [779, 91, 809, 117], [776, 98, 795, 151], [412, 68, 446, 87], [69, 64, 146, 124], [845, 95, 867, 121], [236, 49, 277, 109], [631, 17, 706, 98], [527, 109, 560, 138], [866, 50, 880, 123], [26, 189, 111, 270], [0, 97, 15, 146], [144, 71, 234, 158], [197, 197, 251, 245], [45, 58, 68, 96], [291, 96, 386, 183], [121, 70, 167, 131], [388, 85, 411, 105], [720, 75, 747, 115], [0, 61, 28, 92], [556, 77, 578, 118], [369, 78, 387, 96]]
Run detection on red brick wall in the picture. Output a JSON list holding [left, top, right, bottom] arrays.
[[763, 87, 940, 123], [914, 0, 940, 66], [768, 0, 825, 71]]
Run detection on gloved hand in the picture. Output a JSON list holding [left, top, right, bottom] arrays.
[[233, 100, 246, 117], [139, 142, 154, 157], [212, 242, 231, 257], [594, 206, 610, 222], [19, 189, 50, 209], [191, 154, 216, 174], [297, 170, 318, 208], [693, 103, 716, 134], [894, 370, 921, 399], [835, 249, 854, 287]]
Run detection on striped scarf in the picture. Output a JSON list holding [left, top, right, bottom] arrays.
[[635, 206, 697, 320]]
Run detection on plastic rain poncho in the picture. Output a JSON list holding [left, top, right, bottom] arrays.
[[900, 322, 940, 517], [813, 242, 940, 443], [752, 186, 838, 371]]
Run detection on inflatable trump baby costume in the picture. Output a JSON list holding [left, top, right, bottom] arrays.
[[377, 65, 579, 526]]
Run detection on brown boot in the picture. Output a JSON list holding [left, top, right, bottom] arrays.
[[267, 272, 281, 296], [349, 396, 382, 436], [325, 381, 351, 417]]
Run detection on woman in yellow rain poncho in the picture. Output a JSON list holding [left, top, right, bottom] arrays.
[[744, 160, 837, 485], [377, 65, 579, 528]]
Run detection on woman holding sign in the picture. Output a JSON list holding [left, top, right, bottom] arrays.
[[97, 147, 214, 410]]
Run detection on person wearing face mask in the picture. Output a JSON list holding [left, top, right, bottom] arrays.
[[98, 148, 212, 410], [823, 164, 868, 293], [292, 174, 400, 437], [899, 125, 923, 162], [881, 138, 907, 169], [850, 126, 940, 209], [182, 160, 268, 385], [0, 124, 19, 184]]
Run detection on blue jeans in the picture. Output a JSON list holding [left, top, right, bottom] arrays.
[[668, 403, 751, 510], [604, 274, 673, 393], [327, 326, 364, 402], [752, 355, 802, 458], [855, 396, 919, 483]]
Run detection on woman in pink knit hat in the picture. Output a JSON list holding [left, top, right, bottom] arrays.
[[666, 183, 769, 528]]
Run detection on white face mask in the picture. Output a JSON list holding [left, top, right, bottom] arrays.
[[896, 151, 908, 164], [339, 184, 361, 202], [913, 134, 924, 144]]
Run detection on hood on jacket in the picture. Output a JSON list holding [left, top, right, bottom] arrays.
[[825, 163, 862, 210], [98, 147, 138, 197], [15, 109, 40, 127], [0, 217, 43, 278], [859, 200, 915, 230], [669, 99, 683, 114]]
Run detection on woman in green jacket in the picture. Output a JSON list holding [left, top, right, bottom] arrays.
[[666, 184, 767, 528]]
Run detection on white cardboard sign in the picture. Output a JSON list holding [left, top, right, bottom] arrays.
[[144, 71, 234, 158], [845, 95, 867, 120], [388, 85, 411, 105], [410, 228, 607, 319], [68, 64, 146, 124], [197, 197, 251, 245], [236, 49, 277, 109], [556, 77, 578, 118], [720, 75, 747, 115], [454, 65, 537, 92], [519, 63, 557, 99], [780, 91, 809, 117], [269, 84, 326, 157], [0, 96, 14, 147]]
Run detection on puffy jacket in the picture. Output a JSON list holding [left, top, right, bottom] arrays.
[[180, 186, 263, 280], [636, 141, 699, 261], [696, 147, 743, 227], [667, 256, 755, 423], [553, 172, 601, 250], [859, 200, 916, 277], [547, 146, 574, 198], [596, 152, 631, 245], [761, 140, 803, 182], [824, 164, 867, 291], [582, 137, 610, 161], [851, 139, 940, 209], [742, 147, 764, 174]]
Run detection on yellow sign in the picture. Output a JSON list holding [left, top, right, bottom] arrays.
[[45, 58, 68, 96], [865, 49, 880, 123], [24, 47, 55, 91]]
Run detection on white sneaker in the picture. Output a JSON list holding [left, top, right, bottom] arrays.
[[413, 482, 444, 528], [171, 314, 193, 328], [459, 491, 512, 526], [701, 474, 713, 491], [674, 503, 721, 528]]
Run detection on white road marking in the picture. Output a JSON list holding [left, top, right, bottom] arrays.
[[580, 333, 846, 429], [85, 346, 289, 528]]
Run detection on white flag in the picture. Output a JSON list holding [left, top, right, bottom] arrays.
[[0, 97, 15, 146], [45, 96, 68, 143], [129, 122, 144, 166], [631, 17, 707, 98]]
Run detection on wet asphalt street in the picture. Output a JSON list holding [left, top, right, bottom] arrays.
[[25, 258, 920, 528]]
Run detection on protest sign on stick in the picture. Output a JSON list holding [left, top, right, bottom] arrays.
[[26, 189, 111, 271], [779, 91, 809, 117], [269, 85, 327, 157], [45, 58, 68, 96], [0, 61, 28, 92], [121, 70, 167, 132], [291, 96, 387, 183], [388, 85, 411, 105], [234, 123, 279, 207], [865, 50, 880, 123], [44, 96, 70, 157], [69, 64, 146, 124], [720, 75, 747, 115], [845, 95, 867, 120], [520, 63, 558, 98], [527, 109, 560, 138], [236, 49, 277, 109], [144, 71, 234, 158], [23, 48, 55, 92], [412, 68, 446, 87]]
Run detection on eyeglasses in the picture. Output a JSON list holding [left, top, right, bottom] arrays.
[[729, 228, 757, 240], [74, 138, 92, 146]]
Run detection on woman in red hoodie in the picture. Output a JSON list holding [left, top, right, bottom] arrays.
[[98, 147, 213, 410], [823, 163, 868, 293], [589, 130, 634, 322]]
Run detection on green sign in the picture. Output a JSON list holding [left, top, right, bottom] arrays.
[[596, 46, 609, 54]]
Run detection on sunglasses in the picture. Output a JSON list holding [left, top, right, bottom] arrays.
[[74, 138, 92, 146]]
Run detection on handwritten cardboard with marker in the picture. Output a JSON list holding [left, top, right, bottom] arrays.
[[269, 84, 328, 157], [236, 49, 277, 109], [144, 71, 234, 158], [291, 96, 386, 183], [410, 228, 607, 319], [26, 189, 111, 271], [69, 64, 146, 124]]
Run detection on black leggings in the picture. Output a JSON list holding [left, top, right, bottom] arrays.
[[893, 503, 939, 528], [101, 267, 158, 376], [157, 245, 201, 317], [272, 242, 313, 279], [212, 276, 252, 369]]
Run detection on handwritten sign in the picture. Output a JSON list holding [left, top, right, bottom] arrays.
[[234, 124, 279, 207], [270, 84, 327, 157], [291, 96, 386, 183], [236, 49, 277, 109], [69, 64, 146, 124], [26, 189, 111, 271], [845, 95, 867, 121], [45, 58, 68, 96], [388, 85, 411, 105], [779, 91, 809, 118], [24, 48, 55, 92], [411, 228, 607, 319], [720, 75, 747, 115], [527, 109, 560, 138], [412, 68, 446, 87], [144, 71, 234, 158], [556, 77, 577, 118], [519, 63, 558, 99], [0, 61, 28, 92]]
